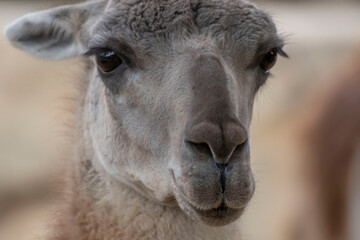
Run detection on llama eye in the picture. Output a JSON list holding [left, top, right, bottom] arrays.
[[259, 49, 277, 72], [95, 50, 122, 73]]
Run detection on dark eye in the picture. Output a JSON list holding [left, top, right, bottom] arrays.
[[259, 49, 277, 72], [95, 50, 122, 73]]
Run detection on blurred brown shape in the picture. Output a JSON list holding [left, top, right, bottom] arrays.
[[298, 47, 360, 240]]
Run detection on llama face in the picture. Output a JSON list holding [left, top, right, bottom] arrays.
[[6, 0, 285, 226]]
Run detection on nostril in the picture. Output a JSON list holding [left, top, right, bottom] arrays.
[[186, 141, 212, 156], [234, 139, 248, 154]]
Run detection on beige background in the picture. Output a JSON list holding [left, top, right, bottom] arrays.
[[0, 1, 360, 239]]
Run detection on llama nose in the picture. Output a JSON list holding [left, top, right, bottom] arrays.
[[185, 118, 248, 164]]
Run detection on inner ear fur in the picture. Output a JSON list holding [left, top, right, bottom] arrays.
[[5, 0, 105, 60]]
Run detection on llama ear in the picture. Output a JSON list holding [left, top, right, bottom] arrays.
[[4, 0, 105, 60]]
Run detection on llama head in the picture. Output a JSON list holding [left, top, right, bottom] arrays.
[[6, 0, 286, 226]]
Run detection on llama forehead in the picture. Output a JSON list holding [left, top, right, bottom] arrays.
[[89, 0, 278, 54]]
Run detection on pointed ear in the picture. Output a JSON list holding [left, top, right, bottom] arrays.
[[5, 0, 105, 60]]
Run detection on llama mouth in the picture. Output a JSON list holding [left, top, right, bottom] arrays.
[[194, 204, 244, 226], [196, 203, 240, 217], [169, 169, 244, 225], [199, 205, 230, 215]]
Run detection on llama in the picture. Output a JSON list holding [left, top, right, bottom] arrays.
[[5, 0, 286, 239]]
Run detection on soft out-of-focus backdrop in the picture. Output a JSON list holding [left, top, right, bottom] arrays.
[[0, 1, 359, 239]]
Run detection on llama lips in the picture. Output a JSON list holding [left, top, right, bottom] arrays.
[[198, 206, 241, 218], [194, 205, 245, 226]]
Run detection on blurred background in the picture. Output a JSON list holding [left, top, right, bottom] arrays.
[[0, 0, 359, 239]]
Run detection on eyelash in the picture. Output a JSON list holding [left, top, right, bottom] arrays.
[[84, 47, 110, 57]]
